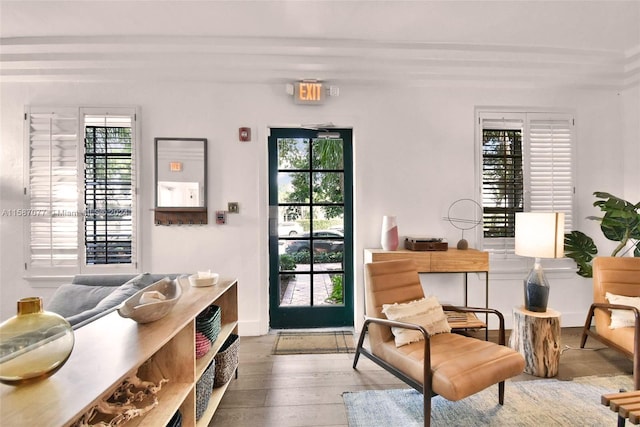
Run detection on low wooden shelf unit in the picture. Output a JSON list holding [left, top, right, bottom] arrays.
[[0, 277, 238, 427]]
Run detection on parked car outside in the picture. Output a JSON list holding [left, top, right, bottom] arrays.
[[285, 230, 344, 254], [329, 224, 344, 233], [278, 222, 304, 236]]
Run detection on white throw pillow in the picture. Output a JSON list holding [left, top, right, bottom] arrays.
[[606, 292, 640, 329], [382, 296, 451, 347]]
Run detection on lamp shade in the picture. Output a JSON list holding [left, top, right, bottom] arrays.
[[515, 212, 565, 259]]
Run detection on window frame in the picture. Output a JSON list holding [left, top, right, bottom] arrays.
[[475, 108, 576, 271], [23, 106, 140, 279]]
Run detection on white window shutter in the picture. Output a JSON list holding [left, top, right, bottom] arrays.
[[526, 113, 574, 232], [24, 107, 81, 275]]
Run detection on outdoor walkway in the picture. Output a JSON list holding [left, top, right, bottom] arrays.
[[280, 263, 339, 306]]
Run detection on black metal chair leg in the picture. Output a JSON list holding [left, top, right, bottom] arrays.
[[352, 328, 368, 369]]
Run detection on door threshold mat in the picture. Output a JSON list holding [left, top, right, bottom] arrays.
[[272, 331, 355, 355]]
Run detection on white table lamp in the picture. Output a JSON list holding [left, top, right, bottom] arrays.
[[515, 212, 565, 312]]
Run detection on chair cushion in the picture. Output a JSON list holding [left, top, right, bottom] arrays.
[[373, 333, 526, 401], [47, 284, 117, 318], [66, 273, 155, 327], [606, 292, 640, 329], [382, 296, 451, 347]]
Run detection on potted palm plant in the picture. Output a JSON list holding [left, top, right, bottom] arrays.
[[564, 192, 640, 277]]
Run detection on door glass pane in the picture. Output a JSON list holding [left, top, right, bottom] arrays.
[[312, 139, 343, 169], [324, 273, 344, 306], [278, 172, 309, 203], [278, 138, 309, 169], [313, 274, 335, 306], [279, 273, 310, 307], [277, 207, 305, 236], [311, 206, 343, 231], [312, 172, 344, 203]]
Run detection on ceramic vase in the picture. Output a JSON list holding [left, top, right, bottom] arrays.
[[0, 297, 75, 385], [381, 215, 399, 251]]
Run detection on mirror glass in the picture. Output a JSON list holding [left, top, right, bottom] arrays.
[[155, 138, 207, 208]]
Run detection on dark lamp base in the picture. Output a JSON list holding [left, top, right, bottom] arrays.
[[524, 281, 549, 313]]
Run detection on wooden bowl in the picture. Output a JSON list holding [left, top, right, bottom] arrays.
[[118, 277, 182, 323]]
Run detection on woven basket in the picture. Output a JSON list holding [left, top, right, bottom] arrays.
[[195, 331, 211, 359], [167, 409, 182, 427], [213, 334, 239, 387], [195, 360, 215, 420], [196, 305, 221, 344]]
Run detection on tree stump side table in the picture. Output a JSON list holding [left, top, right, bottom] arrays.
[[509, 306, 561, 377]]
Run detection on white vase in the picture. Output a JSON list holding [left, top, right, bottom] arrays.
[[381, 216, 399, 251]]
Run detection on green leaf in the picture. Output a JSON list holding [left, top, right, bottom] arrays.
[[564, 231, 597, 262], [575, 261, 593, 278], [564, 231, 597, 278]]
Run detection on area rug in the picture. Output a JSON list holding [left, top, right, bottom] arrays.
[[272, 331, 355, 355], [343, 375, 633, 426]]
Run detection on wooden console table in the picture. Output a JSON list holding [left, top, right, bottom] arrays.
[[0, 277, 238, 427], [364, 248, 489, 307]]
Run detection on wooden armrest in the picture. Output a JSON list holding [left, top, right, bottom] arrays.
[[589, 302, 640, 324]]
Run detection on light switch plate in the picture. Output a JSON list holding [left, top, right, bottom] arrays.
[[228, 202, 239, 214]]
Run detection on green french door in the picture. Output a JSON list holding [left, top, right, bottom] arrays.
[[268, 128, 353, 328]]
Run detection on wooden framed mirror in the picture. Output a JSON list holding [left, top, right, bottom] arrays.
[[154, 137, 207, 225]]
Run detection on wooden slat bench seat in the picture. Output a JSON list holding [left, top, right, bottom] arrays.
[[602, 390, 640, 426]]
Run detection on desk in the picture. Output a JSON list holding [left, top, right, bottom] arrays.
[[364, 248, 489, 307]]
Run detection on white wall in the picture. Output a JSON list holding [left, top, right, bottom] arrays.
[[0, 80, 636, 333], [623, 86, 640, 203]]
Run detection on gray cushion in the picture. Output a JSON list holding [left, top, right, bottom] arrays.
[[72, 274, 142, 287], [94, 273, 155, 309], [47, 284, 116, 318], [66, 273, 156, 327]]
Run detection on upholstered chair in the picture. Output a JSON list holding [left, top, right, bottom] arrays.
[[581, 256, 640, 389], [353, 259, 525, 427]]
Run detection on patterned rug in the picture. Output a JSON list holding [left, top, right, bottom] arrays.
[[272, 331, 355, 355], [343, 375, 633, 426]]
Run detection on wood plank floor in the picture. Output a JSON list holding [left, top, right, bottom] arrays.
[[208, 327, 633, 427]]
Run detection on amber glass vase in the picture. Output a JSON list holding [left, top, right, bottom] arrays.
[[0, 297, 75, 385]]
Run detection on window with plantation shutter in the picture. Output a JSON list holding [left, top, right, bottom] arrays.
[[25, 108, 81, 275], [24, 106, 138, 277], [477, 110, 575, 257]]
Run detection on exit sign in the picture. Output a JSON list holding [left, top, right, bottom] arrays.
[[294, 81, 324, 105]]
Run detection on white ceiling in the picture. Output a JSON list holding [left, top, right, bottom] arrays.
[[1, 0, 639, 88]]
